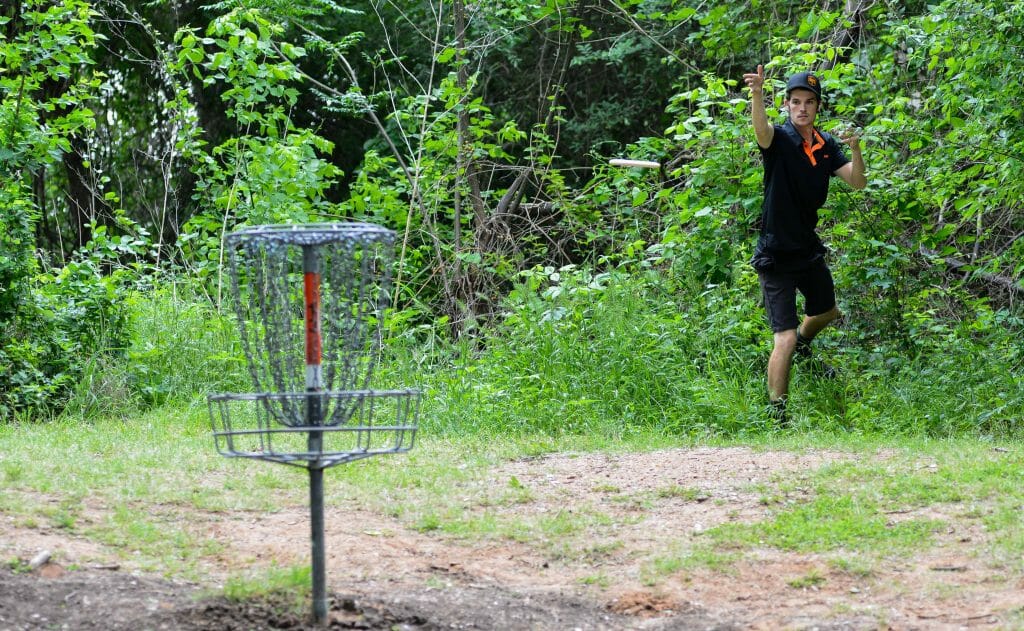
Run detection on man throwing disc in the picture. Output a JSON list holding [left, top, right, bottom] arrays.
[[742, 64, 867, 424]]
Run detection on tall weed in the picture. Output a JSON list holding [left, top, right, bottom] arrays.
[[61, 283, 247, 418], [126, 286, 248, 406], [410, 264, 1024, 439], [419, 267, 760, 438], [55, 262, 1023, 441]]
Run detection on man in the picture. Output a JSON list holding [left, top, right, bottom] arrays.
[[742, 64, 867, 424]]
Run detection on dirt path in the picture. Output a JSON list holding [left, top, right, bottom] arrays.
[[2, 447, 1021, 629]]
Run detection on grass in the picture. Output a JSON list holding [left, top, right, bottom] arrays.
[[578, 573, 612, 588], [218, 564, 312, 614], [223, 565, 311, 601], [807, 443, 1024, 571], [655, 484, 710, 502], [787, 568, 827, 589], [706, 493, 942, 553], [828, 556, 875, 579], [3, 407, 1019, 602], [641, 545, 741, 584]]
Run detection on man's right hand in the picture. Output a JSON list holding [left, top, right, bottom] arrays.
[[745, 64, 773, 148], [743, 64, 765, 94]]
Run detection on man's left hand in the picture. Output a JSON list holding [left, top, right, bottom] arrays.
[[838, 127, 861, 152]]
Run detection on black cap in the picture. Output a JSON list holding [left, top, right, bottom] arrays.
[[786, 72, 822, 100]]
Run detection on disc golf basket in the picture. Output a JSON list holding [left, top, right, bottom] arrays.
[[208, 223, 419, 625]]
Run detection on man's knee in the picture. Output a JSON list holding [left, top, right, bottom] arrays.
[[773, 329, 798, 354], [807, 305, 840, 326]]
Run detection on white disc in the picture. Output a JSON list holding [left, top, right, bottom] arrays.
[[609, 158, 660, 169]]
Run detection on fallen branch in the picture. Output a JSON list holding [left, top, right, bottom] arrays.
[[920, 247, 1024, 295]]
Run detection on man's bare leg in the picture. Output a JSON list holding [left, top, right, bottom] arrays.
[[768, 329, 798, 401], [798, 306, 840, 341], [768, 308, 841, 422]]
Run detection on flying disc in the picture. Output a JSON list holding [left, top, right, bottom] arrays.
[[609, 159, 661, 169]]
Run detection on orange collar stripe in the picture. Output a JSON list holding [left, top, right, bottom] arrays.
[[803, 129, 825, 166]]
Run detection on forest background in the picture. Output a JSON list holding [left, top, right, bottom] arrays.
[[1, 0, 1022, 436]]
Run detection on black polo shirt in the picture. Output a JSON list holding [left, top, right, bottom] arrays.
[[755, 120, 849, 261]]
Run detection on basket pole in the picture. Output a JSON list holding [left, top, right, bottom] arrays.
[[309, 467, 326, 623], [303, 245, 328, 625]]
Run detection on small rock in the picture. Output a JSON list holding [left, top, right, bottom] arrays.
[[29, 550, 51, 570]]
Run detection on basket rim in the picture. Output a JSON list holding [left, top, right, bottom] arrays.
[[207, 389, 420, 401], [226, 222, 394, 244]]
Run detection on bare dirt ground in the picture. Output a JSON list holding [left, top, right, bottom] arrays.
[[2, 446, 1022, 630]]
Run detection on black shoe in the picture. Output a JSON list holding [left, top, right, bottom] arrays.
[[768, 398, 789, 427], [795, 341, 813, 361], [795, 331, 814, 359], [794, 334, 837, 378]]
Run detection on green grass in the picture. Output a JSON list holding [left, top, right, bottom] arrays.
[[218, 564, 312, 614], [655, 484, 710, 502], [828, 556, 875, 578], [787, 568, 827, 589], [578, 573, 612, 588], [640, 545, 741, 584], [802, 443, 1024, 570], [707, 493, 942, 553], [3, 400, 1024, 598]]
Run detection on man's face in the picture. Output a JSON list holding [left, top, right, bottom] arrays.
[[785, 88, 819, 127]]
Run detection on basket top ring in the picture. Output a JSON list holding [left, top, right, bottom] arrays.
[[227, 222, 395, 247]]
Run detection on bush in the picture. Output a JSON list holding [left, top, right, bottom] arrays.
[[420, 265, 764, 438], [0, 257, 131, 419], [124, 286, 248, 409]]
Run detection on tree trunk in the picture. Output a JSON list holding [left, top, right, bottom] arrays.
[[62, 133, 110, 249], [36, 73, 112, 252], [824, 0, 868, 69], [451, 0, 488, 337], [32, 170, 60, 260]]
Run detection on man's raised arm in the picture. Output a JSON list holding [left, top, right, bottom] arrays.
[[743, 64, 774, 149]]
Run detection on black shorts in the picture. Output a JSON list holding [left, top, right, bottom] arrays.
[[756, 257, 836, 332]]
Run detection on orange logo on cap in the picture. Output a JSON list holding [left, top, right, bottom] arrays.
[[808, 76, 819, 87]]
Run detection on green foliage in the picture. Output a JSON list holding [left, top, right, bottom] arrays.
[[172, 8, 343, 288], [0, 182, 37, 321], [124, 287, 247, 409], [0, 0, 101, 176], [3, 0, 1022, 440], [337, 68, 533, 321], [657, 73, 761, 285], [402, 254, 1024, 439], [468, 0, 690, 167], [59, 284, 248, 418], [0, 0, 139, 419], [0, 0, 102, 320], [845, 0, 1024, 333], [0, 240, 135, 419], [420, 266, 769, 438]]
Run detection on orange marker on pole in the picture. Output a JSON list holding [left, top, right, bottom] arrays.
[[304, 269, 322, 389]]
